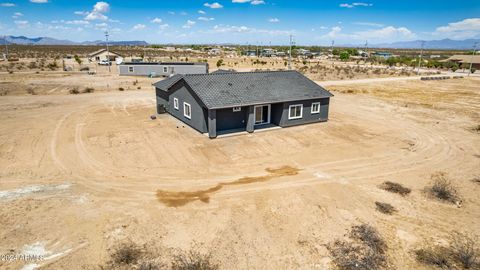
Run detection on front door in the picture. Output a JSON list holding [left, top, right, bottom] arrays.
[[254, 105, 270, 125]]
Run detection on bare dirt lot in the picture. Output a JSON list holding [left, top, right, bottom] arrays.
[[0, 75, 479, 269]]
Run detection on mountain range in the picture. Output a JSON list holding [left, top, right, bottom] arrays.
[[0, 36, 149, 46], [0, 35, 478, 50]]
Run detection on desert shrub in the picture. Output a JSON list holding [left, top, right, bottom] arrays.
[[451, 232, 479, 269], [111, 243, 142, 265], [427, 172, 460, 204], [8, 70, 13, 74], [118, 87, 125, 91], [83, 87, 94, 93], [28, 61, 38, 69], [137, 86, 141, 89], [80, 66, 89, 71], [47, 61, 58, 70], [414, 246, 451, 269], [69, 88, 80, 94], [328, 224, 388, 270], [471, 125, 480, 133], [133, 80, 138, 86], [26, 88, 36, 95], [379, 181, 411, 196], [172, 250, 218, 270], [472, 176, 480, 185], [375, 202, 396, 215]]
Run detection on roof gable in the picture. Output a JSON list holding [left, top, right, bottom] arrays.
[[154, 70, 333, 109]]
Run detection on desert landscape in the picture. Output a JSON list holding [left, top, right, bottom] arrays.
[[0, 47, 479, 270]]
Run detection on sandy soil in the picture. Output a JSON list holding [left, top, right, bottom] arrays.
[[0, 76, 479, 269]]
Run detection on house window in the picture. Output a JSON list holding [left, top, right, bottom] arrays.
[[288, 104, 303, 120], [233, 106, 241, 112], [183, 102, 191, 119], [163, 67, 168, 73], [311, 102, 320, 114], [128, 66, 134, 73], [173, 98, 179, 110]]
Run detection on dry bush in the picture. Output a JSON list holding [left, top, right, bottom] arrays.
[[171, 250, 219, 270], [427, 172, 460, 204], [83, 87, 94, 93], [110, 243, 143, 266], [119, 87, 125, 91], [414, 246, 451, 269], [327, 224, 389, 270], [414, 232, 479, 269], [472, 176, 480, 185], [451, 232, 479, 269], [26, 88, 36, 95], [80, 66, 89, 71], [379, 181, 411, 196], [375, 202, 396, 215], [69, 87, 80, 94], [471, 125, 480, 133]]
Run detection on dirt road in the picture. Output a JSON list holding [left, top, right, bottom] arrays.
[[0, 77, 479, 269]]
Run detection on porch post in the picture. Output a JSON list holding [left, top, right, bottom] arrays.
[[246, 106, 254, 133], [208, 109, 217, 139]]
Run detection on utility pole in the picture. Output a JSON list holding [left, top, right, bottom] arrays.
[[364, 40, 368, 64], [4, 35, 8, 61], [331, 40, 335, 66], [288, 34, 293, 70], [468, 42, 478, 76], [105, 31, 111, 73], [417, 41, 425, 75]]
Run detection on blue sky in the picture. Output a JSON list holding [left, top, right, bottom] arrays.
[[1, 0, 479, 45]]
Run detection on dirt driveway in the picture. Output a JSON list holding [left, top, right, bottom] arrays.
[[0, 78, 479, 269]]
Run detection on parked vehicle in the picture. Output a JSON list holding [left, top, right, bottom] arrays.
[[98, 60, 111, 66]]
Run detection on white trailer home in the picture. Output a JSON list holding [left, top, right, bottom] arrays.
[[118, 62, 209, 77]]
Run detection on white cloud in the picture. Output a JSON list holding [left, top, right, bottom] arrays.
[[206, 24, 292, 36], [340, 2, 372, 8], [433, 18, 480, 39], [158, 24, 169, 31], [180, 11, 187, 15], [182, 20, 196, 29], [168, 11, 175, 15], [198, 10, 206, 14], [65, 20, 90, 25], [322, 25, 415, 42], [198, 16, 215, 21], [268, 18, 279, 23], [251, 0, 265, 5], [204, 2, 223, 8], [85, 2, 110, 21], [14, 20, 29, 28], [74, 11, 88, 16], [30, 0, 48, 3], [151, 17, 162, 23], [354, 22, 384, 27], [132, 24, 146, 30], [0, 3, 15, 6], [95, 22, 108, 30], [232, 0, 250, 2], [12, 12, 23, 18]]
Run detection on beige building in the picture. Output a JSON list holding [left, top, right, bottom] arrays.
[[446, 55, 480, 70], [87, 48, 122, 62]]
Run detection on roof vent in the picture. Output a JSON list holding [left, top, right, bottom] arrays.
[[228, 83, 233, 86]]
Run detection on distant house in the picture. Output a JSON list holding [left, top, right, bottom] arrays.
[[373, 52, 393, 59], [87, 48, 122, 62], [446, 55, 480, 70], [208, 48, 222, 55], [261, 48, 276, 57], [118, 62, 209, 77], [243, 50, 257, 57], [154, 70, 333, 138]]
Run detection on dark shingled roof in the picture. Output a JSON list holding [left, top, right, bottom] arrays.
[[154, 70, 333, 109]]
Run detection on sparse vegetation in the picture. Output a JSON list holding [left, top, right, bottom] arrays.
[[379, 181, 411, 196], [119, 87, 125, 91], [426, 172, 460, 204], [375, 202, 396, 215], [328, 224, 389, 270], [415, 232, 479, 269], [69, 87, 80, 94], [471, 125, 480, 133], [83, 87, 94, 93], [111, 243, 142, 265], [172, 250, 219, 270]]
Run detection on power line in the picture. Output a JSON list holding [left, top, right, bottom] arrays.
[[417, 41, 425, 75], [105, 31, 111, 73], [288, 35, 294, 70]]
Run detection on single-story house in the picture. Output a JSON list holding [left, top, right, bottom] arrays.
[[445, 55, 480, 70], [87, 48, 122, 62], [154, 70, 333, 138], [119, 62, 209, 77]]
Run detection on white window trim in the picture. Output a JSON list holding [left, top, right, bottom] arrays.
[[173, 98, 179, 110], [311, 102, 320, 114], [288, 104, 303, 120], [128, 66, 134, 73], [233, 106, 241, 112], [183, 102, 191, 119]]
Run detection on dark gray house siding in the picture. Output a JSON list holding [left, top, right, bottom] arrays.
[[278, 98, 329, 127], [154, 71, 333, 139], [158, 81, 208, 134]]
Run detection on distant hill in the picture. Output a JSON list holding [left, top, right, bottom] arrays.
[[0, 35, 149, 46]]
